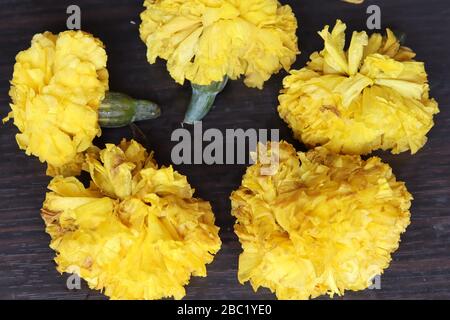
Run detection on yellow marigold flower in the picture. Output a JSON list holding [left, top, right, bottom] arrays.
[[231, 141, 412, 300], [342, 0, 364, 4], [4, 31, 109, 176], [140, 0, 299, 88], [41, 140, 221, 300], [140, 0, 299, 123], [278, 20, 439, 155]]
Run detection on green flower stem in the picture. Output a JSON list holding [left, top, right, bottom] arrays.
[[99, 92, 161, 128], [183, 77, 229, 124]]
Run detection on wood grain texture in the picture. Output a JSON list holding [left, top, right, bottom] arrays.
[[0, 0, 449, 300]]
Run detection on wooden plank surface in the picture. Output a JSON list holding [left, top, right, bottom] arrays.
[[0, 0, 449, 300]]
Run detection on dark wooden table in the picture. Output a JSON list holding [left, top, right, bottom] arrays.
[[0, 0, 449, 300]]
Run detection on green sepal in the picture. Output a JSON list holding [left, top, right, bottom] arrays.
[[98, 92, 161, 128]]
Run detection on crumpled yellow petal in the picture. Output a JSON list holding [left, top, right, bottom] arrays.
[[348, 31, 368, 75], [139, 0, 299, 88], [278, 20, 439, 155], [342, 0, 364, 3], [41, 140, 221, 300], [4, 31, 109, 176], [318, 21, 348, 74], [231, 141, 412, 300]]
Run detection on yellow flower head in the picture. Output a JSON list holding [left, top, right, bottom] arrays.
[[41, 140, 221, 300], [5, 31, 109, 176], [278, 20, 439, 155], [231, 141, 412, 299], [342, 0, 364, 3], [140, 0, 299, 88]]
